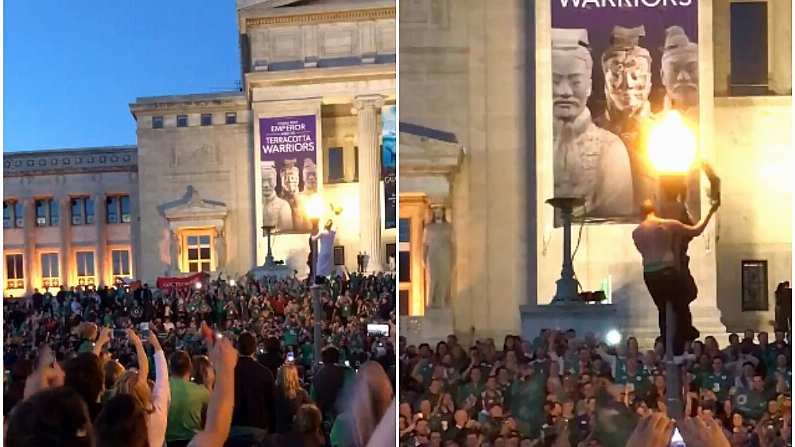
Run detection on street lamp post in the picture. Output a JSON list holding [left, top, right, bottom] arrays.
[[304, 195, 325, 372], [261, 225, 277, 267], [309, 222, 322, 372], [647, 111, 699, 422], [546, 197, 585, 304]]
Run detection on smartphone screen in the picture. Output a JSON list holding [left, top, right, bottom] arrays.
[[366, 323, 389, 337], [287, 351, 295, 362], [670, 427, 685, 446], [139, 323, 150, 338]]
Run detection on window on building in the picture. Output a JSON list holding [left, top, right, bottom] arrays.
[[6, 254, 24, 289], [106, 195, 131, 224], [399, 252, 411, 283], [120, 196, 131, 223], [107, 197, 119, 224], [112, 250, 131, 277], [177, 115, 188, 127], [76, 251, 95, 285], [399, 218, 411, 283], [399, 290, 409, 316], [201, 113, 213, 126], [3, 200, 22, 229], [35, 198, 57, 227], [3, 201, 11, 228], [730, 2, 768, 96], [40, 253, 60, 287], [14, 202, 23, 228], [225, 112, 237, 125], [185, 233, 212, 273], [49, 200, 59, 226], [152, 116, 164, 129], [327, 147, 344, 182], [70, 196, 95, 225]]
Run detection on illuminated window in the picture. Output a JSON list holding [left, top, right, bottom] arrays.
[[184, 232, 213, 273], [40, 253, 60, 287], [5, 254, 24, 289], [3, 200, 22, 229], [35, 198, 57, 226], [76, 251, 95, 285], [71, 196, 95, 225], [106, 195, 131, 224], [112, 250, 131, 277]]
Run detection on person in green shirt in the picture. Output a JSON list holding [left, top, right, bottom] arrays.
[[509, 364, 546, 438], [166, 350, 210, 444], [768, 353, 792, 395], [616, 358, 651, 400], [77, 323, 99, 354], [733, 374, 769, 422], [702, 356, 733, 403]]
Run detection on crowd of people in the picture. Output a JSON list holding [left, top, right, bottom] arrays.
[[399, 329, 792, 447], [4, 271, 397, 447]]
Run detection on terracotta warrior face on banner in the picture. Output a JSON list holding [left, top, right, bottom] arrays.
[[303, 159, 318, 193], [281, 162, 300, 194], [552, 30, 593, 122], [661, 26, 699, 110], [602, 26, 652, 115], [262, 166, 278, 199]]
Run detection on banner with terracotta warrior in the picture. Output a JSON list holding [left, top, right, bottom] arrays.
[[382, 105, 397, 229], [551, 1, 699, 223], [259, 115, 318, 233]]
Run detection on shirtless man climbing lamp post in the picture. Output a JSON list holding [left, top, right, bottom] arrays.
[[632, 110, 721, 420]]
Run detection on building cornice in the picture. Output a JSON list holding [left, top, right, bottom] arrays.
[[242, 6, 395, 30], [246, 63, 395, 94], [129, 93, 248, 118], [4, 146, 138, 178]]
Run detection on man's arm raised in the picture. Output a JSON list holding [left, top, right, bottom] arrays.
[[672, 202, 719, 239]]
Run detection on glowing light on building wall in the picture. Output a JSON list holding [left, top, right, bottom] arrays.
[[304, 195, 326, 220], [647, 111, 698, 174]]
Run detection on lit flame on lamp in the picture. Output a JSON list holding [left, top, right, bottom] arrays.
[[647, 111, 698, 174], [304, 195, 325, 221]]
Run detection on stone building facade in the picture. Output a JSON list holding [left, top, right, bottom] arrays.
[[399, 0, 791, 343], [3, 0, 396, 296]]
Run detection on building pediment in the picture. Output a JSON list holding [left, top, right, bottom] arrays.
[[162, 187, 229, 230], [399, 124, 464, 177]]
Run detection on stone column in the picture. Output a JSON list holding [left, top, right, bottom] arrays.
[[23, 199, 37, 294], [95, 193, 107, 286], [59, 196, 72, 286], [354, 95, 385, 272], [129, 173, 141, 280]]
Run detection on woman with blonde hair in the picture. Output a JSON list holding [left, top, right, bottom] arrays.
[[274, 363, 310, 433], [112, 328, 170, 447]]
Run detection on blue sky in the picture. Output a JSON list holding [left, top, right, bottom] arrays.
[[4, 1, 242, 152]]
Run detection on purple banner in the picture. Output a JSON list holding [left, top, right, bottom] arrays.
[[551, 0, 699, 224], [259, 115, 318, 233]]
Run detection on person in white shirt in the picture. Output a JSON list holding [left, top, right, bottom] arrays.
[[312, 219, 337, 279], [113, 329, 170, 447]]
